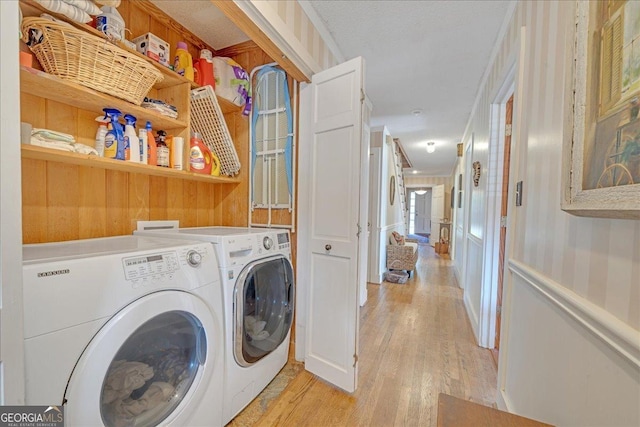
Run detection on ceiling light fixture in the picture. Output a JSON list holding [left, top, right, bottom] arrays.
[[412, 170, 418, 174], [415, 189, 427, 195], [426, 141, 435, 154]]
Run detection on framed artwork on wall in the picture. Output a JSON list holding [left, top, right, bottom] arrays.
[[562, 0, 640, 219]]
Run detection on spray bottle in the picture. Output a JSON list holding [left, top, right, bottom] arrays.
[[94, 115, 110, 157], [146, 121, 157, 166], [123, 114, 140, 163], [103, 108, 125, 160], [138, 125, 148, 165]]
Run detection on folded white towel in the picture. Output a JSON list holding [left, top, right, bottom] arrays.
[[29, 136, 75, 152], [74, 143, 99, 155], [60, 0, 102, 16], [34, 0, 92, 23], [31, 128, 75, 143]]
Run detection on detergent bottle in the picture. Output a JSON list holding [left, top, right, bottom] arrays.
[[174, 42, 194, 81], [103, 108, 125, 160], [94, 115, 110, 157], [123, 114, 140, 163], [189, 131, 212, 174], [194, 49, 215, 88], [96, 6, 125, 41], [146, 121, 157, 166]]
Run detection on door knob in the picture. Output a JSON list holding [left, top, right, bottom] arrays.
[[325, 244, 332, 251]]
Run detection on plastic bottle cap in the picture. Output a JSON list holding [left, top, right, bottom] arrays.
[[191, 131, 202, 139], [177, 41, 188, 50]]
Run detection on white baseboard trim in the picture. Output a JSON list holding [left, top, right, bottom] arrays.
[[497, 388, 511, 412], [463, 291, 480, 346], [508, 259, 640, 368]]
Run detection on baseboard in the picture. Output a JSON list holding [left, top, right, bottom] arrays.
[[463, 291, 480, 346], [496, 388, 511, 412]]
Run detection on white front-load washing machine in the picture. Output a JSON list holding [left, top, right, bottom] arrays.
[[135, 225, 294, 424], [22, 235, 225, 427]]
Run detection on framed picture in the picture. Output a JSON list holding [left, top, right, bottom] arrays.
[[562, 0, 640, 219], [389, 175, 396, 206]]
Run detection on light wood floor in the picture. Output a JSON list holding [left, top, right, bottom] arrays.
[[247, 243, 497, 426]]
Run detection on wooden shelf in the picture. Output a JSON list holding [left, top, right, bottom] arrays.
[[19, 0, 242, 114], [22, 144, 241, 184], [20, 66, 187, 130]]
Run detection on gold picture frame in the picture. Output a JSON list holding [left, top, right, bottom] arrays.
[[562, 0, 640, 219]]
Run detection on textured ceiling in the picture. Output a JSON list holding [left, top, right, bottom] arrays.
[[307, 0, 514, 176], [150, 0, 249, 50]]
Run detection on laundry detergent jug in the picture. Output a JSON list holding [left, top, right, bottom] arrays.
[[189, 132, 213, 175]]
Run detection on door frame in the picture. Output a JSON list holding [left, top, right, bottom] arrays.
[[404, 185, 433, 235], [477, 64, 516, 349], [0, 0, 25, 404]]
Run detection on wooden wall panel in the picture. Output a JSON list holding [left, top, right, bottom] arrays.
[[103, 170, 129, 236], [78, 167, 107, 239], [128, 173, 150, 228], [21, 159, 47, 243], [46, 163, 79, 242]]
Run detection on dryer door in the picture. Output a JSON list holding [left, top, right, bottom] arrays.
[[64, 291, 218, 427], [234, 255, 294, 366]]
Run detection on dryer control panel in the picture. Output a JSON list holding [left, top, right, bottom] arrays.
[[123, 252, 179, 280]]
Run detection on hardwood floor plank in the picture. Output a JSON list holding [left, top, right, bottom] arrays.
[[238, 243, 497, 427]]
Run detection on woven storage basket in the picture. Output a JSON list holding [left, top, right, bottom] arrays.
[[21, 17, 163, 105]]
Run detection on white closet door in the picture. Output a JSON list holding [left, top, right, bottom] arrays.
[[304, 57, 365, 393]]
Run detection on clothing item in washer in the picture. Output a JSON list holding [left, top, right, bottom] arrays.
[[102, 360, 154, 404], [245, 315, 270, 340], [109, 381, 175, 418]]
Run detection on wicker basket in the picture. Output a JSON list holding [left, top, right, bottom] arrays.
[[21, 17, 163, 105]]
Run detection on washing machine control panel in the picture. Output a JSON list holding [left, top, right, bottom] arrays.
[[123, 251, 179, 281], [277, 232, 290, 250]]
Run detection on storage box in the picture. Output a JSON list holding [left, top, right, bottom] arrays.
[[435, 241, 449, 254], [132, 32, 170, 67]]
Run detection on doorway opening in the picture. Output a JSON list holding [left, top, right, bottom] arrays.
[[408, 188, 432, 239]]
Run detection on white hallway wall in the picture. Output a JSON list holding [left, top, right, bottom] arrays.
[[368, 127, 405, 283], [460, 1, 639, 426]]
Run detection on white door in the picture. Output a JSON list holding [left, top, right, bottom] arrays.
[[415, 191, 431, 234], [430, 185, 445, 245], [304, 57, 365, 393]]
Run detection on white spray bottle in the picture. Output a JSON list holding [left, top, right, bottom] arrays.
[[124, 114, 140, 163], [138, 126, 148, 165], [94, 115, 110, 157]]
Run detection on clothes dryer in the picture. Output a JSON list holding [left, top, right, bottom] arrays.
[[135, 225, 294, 424], [22, 236, 224, 427]]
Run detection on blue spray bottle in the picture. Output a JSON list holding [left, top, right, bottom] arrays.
[[103, 108, 125, 160]]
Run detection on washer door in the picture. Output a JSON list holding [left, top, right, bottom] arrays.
[[234, 255, 294, 366], [64, 291, 218, 427]]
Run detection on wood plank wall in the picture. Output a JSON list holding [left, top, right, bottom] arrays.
[[19, 0, 281, 244]]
